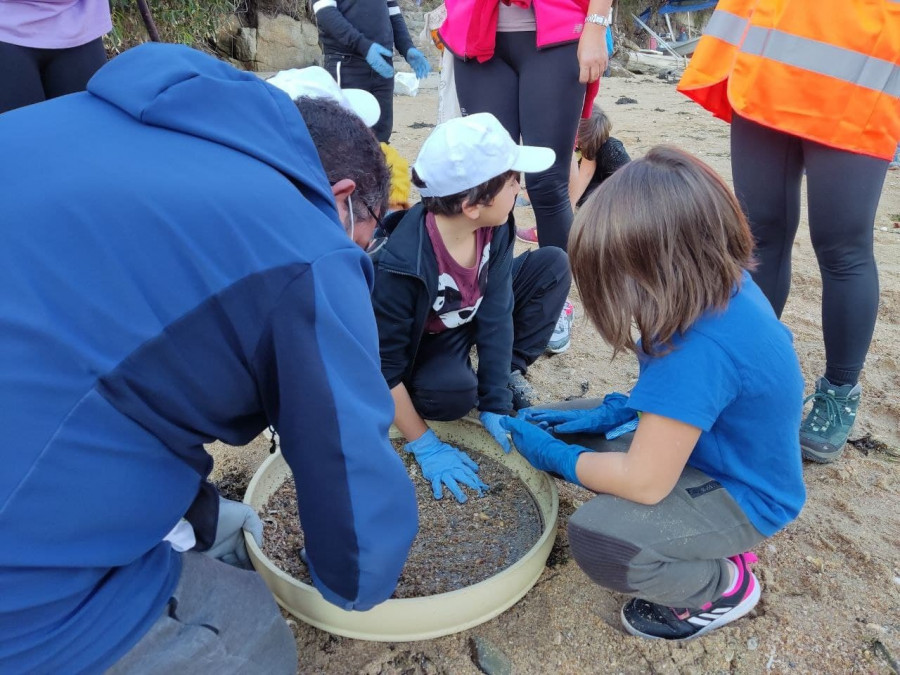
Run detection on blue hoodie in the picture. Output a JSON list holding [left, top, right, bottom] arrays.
[[0, 44, 417, 672]]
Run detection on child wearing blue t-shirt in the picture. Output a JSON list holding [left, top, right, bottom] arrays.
[[501, 146, 807, 641]]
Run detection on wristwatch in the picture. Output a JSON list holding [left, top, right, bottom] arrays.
[[585, 13, 612, 27]]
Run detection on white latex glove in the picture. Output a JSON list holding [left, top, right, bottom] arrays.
[[206, 497, 263, 569]]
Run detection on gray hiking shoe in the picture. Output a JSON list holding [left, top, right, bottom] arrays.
[[800, 377, 861, 463], [508, 370, 538, 410]]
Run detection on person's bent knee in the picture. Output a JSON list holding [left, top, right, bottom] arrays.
[[567, 499, 640, 594], [410, 387, 478, 421], [529, 246, 571, 284]]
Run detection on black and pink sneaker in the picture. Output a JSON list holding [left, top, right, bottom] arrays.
[[620, 552, 760, 641]]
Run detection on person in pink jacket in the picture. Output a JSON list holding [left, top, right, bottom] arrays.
[[440, 0, 611, 353]]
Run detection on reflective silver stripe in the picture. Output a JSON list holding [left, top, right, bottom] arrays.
[[740, 26, 900, 98], [702, 10, 748, 46], [389, 5, 401, 14], [312, 0, 336, 12]]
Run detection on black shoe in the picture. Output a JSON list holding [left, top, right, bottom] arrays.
[[508, 370, 538, 410], [620, 552, 760, 641]]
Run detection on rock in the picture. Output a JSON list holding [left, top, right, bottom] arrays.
[[616, 96, 638, 105], [255, 13, 323, 71], [747, 637, 759, 650], [469, 636, 512, 675], [606, 59, 635, 78], [234, 27, 257, 64], [212, 14, 243, 58]]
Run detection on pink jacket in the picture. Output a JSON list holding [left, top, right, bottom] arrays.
[[440, 0, 599, 118], [440, 0, 589, 62]]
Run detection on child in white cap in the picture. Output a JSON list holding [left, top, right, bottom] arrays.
[[370, 112, 571, 503]]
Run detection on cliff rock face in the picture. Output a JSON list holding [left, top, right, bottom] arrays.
[[255, 14, 323, 70], [214, 2, 436, 72]]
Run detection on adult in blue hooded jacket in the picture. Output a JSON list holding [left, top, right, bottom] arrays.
[[0, 44, 417, 673]]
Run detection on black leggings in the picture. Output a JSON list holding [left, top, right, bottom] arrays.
[[408, 247, 571, 419], [454, 32, 585, 251], [0, 38, 107, 114], [731, 114, 888, 386]]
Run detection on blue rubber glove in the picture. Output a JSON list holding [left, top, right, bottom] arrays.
[[405, 47, 432, 79], [517, 392, 636, 436], [405, 429, 488, 503], [366, 43, 395, 79], [500, 416, 591, 486], [479, 411, 511, 453]]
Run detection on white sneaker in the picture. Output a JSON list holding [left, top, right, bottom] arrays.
[[546, 300, 574, 354]]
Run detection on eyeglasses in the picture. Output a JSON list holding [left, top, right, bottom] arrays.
[[364, 203, 384, 231], [364, 202, 389, 255]]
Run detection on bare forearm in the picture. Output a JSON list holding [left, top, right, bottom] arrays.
[[575, 451, 665, 505], [574, 413, 700, 505], [586, 0, 612, 16], [390, 382, 429, 441]]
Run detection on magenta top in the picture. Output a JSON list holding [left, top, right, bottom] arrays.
[[0, 0, 112, 49]]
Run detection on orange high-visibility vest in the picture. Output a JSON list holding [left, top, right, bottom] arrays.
[[678, 0, 900, 160]]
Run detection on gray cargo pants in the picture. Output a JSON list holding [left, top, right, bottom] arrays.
[[547, 399, 765, 608], [107, 551, 297, 674]]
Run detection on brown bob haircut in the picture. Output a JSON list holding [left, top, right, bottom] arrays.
[[411, 168, 519, 217], [577, 106, 612, 161], [569, 145, 755, 357]]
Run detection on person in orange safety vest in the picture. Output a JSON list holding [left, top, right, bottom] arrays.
[[678, 0, 900, 464]]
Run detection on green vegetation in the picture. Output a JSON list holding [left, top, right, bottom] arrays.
[[106, 0, 241, 54]]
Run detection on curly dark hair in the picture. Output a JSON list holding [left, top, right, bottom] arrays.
[[411, 169, 519, 216], [295, 97, 390, 221]]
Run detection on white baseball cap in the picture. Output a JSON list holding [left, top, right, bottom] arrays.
[[413, 113, 556, 197], [267, 66, 381, 128]]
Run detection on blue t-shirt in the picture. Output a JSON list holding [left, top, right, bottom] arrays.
[[627, 272, 806, 536]]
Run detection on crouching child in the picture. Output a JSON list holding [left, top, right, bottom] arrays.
[[371, 113, 572, 503], [502, 147, 807, 640]]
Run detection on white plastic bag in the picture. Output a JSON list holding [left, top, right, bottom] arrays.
[[394, 71, 420, 97], [438, 48, 462, 123]]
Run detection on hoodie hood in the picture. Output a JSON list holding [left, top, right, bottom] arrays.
[[87, 43, 333, 207]]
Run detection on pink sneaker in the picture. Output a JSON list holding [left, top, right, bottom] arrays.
[[620, 552, 760, 641], [516, 226, 538, 244]]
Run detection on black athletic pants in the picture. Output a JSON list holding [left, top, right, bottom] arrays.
[[0, 38, 107, 115], [731, 114, 888, 386], [408, 247, 571, 420], [324, 52, 395, 143], [454, 32, 585, 251]]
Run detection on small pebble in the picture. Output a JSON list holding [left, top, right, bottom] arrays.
[[747, 637, 759, 650]]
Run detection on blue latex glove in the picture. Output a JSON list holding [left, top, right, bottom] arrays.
[[405, 429, 488, 503], [517, 392, 637, 436], [479, 411, 511, 453], [405, 47, 432, 79], [500, 416, 590, 486], [366, 43, 394, 79]]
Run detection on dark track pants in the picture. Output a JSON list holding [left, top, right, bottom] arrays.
[[731, 114, 888, 386], [408, 247, 571, 420], [324, 52, 395, 143], [542, 399, 764, 608], [454, 33, 585, 251], [0, 38, 106, 114]]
